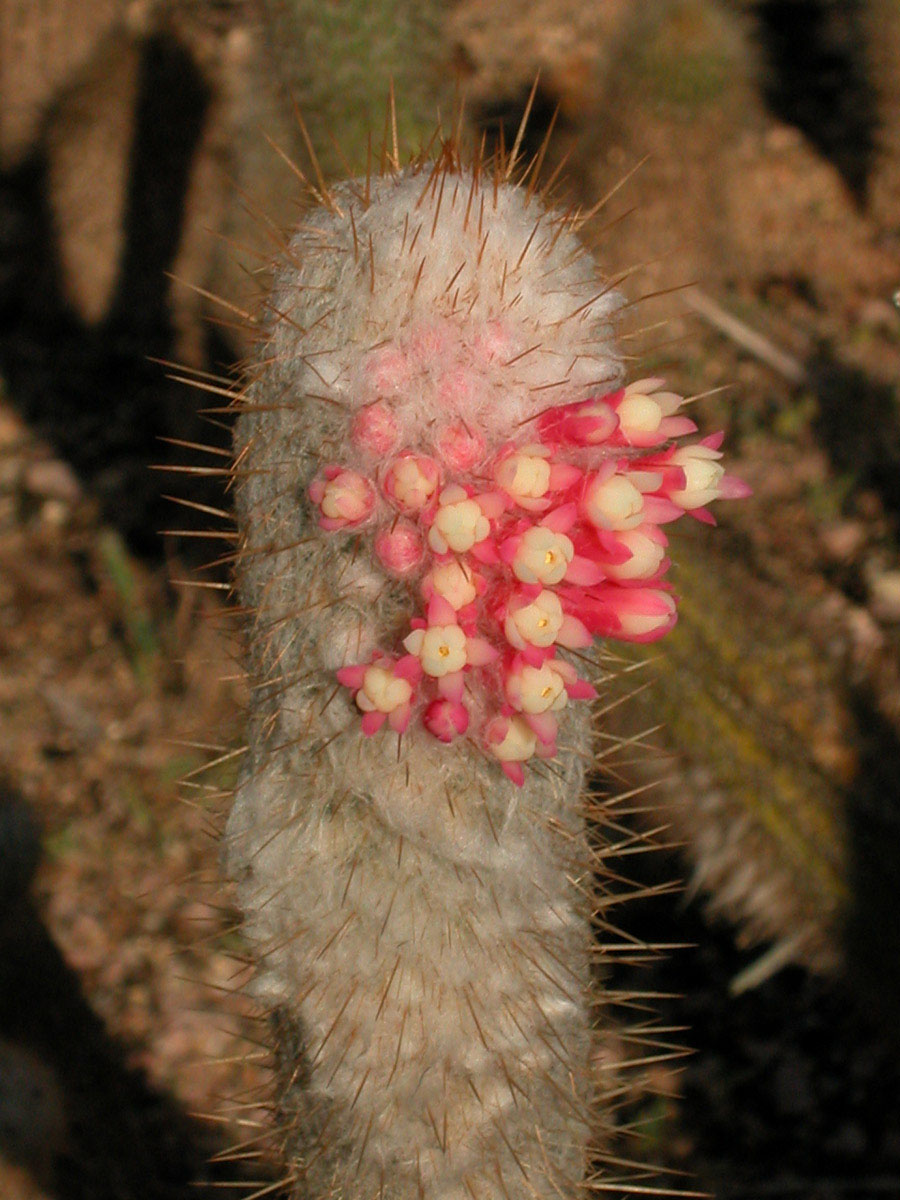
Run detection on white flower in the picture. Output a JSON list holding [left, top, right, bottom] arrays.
[[356, 666, 413, 714], [428, 561, 478, 609], [495, 445, 551, 501], [669, 446, 725, 509], [513, 527, 574, 585], [403, 624, 467, 676], [618, 392, 662, 437], [384, 455, 440, 510], [506, 663, 567, 714], [505, 590, 564, 649], [583, 474, 644, 531], [428, 490, 490, 554], [603, 529, 665, 581], [490, 716, 537, 763]]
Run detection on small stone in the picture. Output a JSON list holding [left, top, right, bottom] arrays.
[[868, 570, 900, 624], [820, 521, 864, 562], [23, 459, 82, 503]]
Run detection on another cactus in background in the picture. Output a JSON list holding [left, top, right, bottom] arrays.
[[225, 136, 745, 1200]]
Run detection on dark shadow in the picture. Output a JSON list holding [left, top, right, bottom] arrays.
[[750, 0, 877, 206], [472, 82, 574, 178], [0, 787, 282, 1200], [597, 771, 900, 1200], [842, 695, 900, 1027], [0, 35, 233, 558], [809, 345, 900, 523]]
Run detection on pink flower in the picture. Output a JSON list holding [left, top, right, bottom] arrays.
[[595, 526, 668, 582], [572, 586, 677, 643], [583, 472, 645, 531], [336, 655, 422, 735], [637, 433, 750, 520], [484, 715, 538, 785], [404, 618, 497, 680], [403, 623, 468, 677], [503, 589, 591, 654], [428, 486, 491, 554], [609, 378, 697, 448], [383, 454, 441, 511], [509, 525, 574, 585], [505, 659, 569, 715], [423, 699, 469, 743], [309, 467, 376, 531]]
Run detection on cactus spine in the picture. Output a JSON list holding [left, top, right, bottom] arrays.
[[226, 139, 744, 1200]]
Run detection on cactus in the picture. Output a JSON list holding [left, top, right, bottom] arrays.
[[225, 135, 746, 1200]]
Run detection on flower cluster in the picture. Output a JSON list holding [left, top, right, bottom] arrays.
[[311, 378, 748, 784]]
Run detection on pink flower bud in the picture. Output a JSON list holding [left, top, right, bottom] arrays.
[[363, 344, 411, 396], [374, 523, 424, 575], [435, 422, 487, 472], [538, 397, 619, 447], [423, 699, 469, 743], [351, 403, 402, 457]]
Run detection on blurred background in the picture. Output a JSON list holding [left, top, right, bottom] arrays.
[[1, 1, 899, 1197]]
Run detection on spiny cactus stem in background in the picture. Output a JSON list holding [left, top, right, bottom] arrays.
[[226, 135, 746, 1200]]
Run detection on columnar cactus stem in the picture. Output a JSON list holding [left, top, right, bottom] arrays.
[[226, 142, 745, 1200]]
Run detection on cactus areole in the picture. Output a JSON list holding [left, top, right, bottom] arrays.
[[226, 146, 746, 1200]]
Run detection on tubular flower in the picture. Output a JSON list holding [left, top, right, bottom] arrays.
[[597, 526, 668, 582], [484, 716, 539, 785], [610, 378, 698, 448], [583, 473, 645, 532]]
